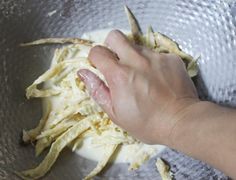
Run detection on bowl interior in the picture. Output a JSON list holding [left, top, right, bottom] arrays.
[[1, 0, 236, 179]]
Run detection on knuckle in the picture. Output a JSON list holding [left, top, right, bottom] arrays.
[[159, 53, 186, 68], [158, 53, 166, 60], [89, 45, 104, 55], [139, 57, 151, 69], [155, 53, 173, 69], [169, 53, 185, 65], [107, 29, 128, 46], [114, 67, 129, 82], [131, 47, 152, 70], [108, 29, 122, 39], [88, 45, 101, 60], [167, 53, 179, 60]]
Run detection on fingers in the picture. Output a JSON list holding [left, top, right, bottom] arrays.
[[88, 45, 119, 86], [77, 69, 114, 118], [104, 30, 141, 65]]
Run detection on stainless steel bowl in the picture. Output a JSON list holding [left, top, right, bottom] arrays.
[[1, 0, 236, 179]]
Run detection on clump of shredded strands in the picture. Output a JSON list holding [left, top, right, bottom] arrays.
[[18, 6, 197, 180]]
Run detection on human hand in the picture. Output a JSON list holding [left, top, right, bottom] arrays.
[[78, 30, 199, 145]]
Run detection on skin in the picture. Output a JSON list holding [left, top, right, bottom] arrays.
[[77, 30, 236, 179]]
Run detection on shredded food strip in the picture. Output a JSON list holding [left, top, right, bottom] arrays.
[[18, 115, 101, 179], [20, 37, 93, 47], [83, 144, 119, 180], [156, 158, 173, 180]]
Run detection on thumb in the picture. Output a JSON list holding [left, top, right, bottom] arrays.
[[77, 69, 114, 118]]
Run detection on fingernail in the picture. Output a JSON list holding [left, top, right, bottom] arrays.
[[77, 70, 86, 81], [77, 70, 93, 93]]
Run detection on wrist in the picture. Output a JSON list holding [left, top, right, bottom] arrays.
[[167, 100, 215, 148], [149, 97, 200, 145]]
